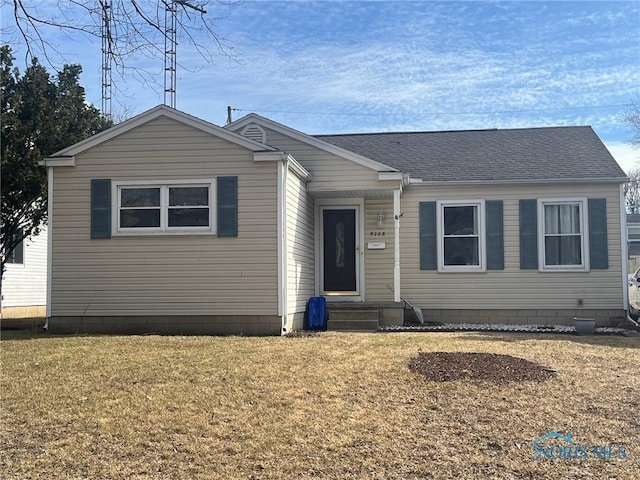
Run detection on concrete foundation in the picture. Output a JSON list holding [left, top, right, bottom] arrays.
[[420, 308, 625, 327], [47, 315, 283, 336]]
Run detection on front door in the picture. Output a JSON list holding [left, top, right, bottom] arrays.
[[322, 207, 358, 295]]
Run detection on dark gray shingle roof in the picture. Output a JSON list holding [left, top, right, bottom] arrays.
[[315, 126, 626, 182]]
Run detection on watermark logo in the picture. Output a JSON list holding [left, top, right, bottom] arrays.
[[533, 432, 626, 461]]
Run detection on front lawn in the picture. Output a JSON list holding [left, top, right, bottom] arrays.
[[1, 331, 638, 479]]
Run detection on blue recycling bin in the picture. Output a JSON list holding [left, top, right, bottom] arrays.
[[306, 296, 327, 330]]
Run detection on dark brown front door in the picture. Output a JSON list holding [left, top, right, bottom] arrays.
[[323, 208, 357, 293]]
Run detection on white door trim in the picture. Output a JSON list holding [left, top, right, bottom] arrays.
[[315, 198, 365, 302]]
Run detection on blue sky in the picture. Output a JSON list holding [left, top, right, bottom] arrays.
[[3, 0, 640, 171]]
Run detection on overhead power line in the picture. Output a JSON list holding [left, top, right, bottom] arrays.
[[233, 103, 629, 117]]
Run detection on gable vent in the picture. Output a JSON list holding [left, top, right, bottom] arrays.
[[240, 123, 266, 144]]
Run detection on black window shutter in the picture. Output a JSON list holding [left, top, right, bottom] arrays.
[[588, 198, 608, 269], [486, 200, 504, 270], [217, 176, 238, 237], [519, 199, 537, 269], [419, 202, 437, 270], [91, 179, 111, 239]]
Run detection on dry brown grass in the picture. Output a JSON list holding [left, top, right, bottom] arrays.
[[1, 330, 639, 479]]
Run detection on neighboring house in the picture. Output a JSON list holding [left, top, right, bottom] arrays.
[[626, 214, 640, 275], [1, 227, 48, 319], [40, 105, 629, 334], [627, 214, 640, 256], [627, 214, 640, 266]]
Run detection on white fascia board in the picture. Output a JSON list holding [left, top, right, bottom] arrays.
[[227, 113, 399, 173], [48, 105, 277, 158], [39, 156, 76, 167]]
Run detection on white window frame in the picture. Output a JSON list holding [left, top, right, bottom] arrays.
[[537, 198, 589, 271], [437, 199, 486, 272], [112, 179, 216, 235]]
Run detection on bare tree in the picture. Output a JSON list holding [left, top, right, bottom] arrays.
[[625, 167, 640, 213], [2, 1, 238, 107], [624, 99, 640, 148]]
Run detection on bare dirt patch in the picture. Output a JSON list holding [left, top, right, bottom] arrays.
[[409, 351, 557, 384], [284, 330, 322, 338]]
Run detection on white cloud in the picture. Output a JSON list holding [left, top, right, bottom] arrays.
[[6, 0, 636, 143], [605, 142, 640, 173]]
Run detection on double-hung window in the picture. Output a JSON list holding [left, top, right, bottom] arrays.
[[437, 200, 485, 271], [628, 223, 640, 256], [538, 198, 587, 270], [5, 231, 24, 264], [115, 180, 214, 234]]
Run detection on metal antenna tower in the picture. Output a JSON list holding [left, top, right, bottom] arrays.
[[163, 0, 177, 108], [164, 0, 206, 109], [101, 0, 113, 120]]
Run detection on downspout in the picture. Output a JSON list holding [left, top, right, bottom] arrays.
[[277, 157, 289, 331], [44, 167, 54, 330], [620, 183, 640, 327], [393, 188, 401, 303]]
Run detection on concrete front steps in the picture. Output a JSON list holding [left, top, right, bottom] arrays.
[[326, 302, 404, 332]]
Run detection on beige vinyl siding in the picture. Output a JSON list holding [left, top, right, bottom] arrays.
[[260, 127, 383, 193], [286, 168, 315, 317], [50, 116, 278, 316], [364, 198, 395, 301], [400, 183, 624, 310]]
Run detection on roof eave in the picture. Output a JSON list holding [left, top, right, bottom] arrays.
[[408, 176, 629, 186]]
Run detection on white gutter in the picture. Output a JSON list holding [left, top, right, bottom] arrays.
[[393, 189, 401, 303], [408, 177, 628, 186], [378, 172, 404, 181], [254, 151, 286, 162], [286, 154, 312, 181], [39, 156, 76, 167], [620, 183, 640, 327]]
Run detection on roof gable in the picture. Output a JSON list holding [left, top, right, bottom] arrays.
[[226, 113, 398, 173], [49, 105, 278, 158]]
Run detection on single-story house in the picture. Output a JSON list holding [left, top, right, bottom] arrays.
[[40, 105, 629, 334], [1, 227, 48, 319]]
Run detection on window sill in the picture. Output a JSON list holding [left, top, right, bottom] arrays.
[[539, 266, 589, 272], [113, 230, 216, 237], [438, 266, 486, 273]]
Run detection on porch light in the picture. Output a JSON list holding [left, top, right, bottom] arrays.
[[377, 212, 385, 227]]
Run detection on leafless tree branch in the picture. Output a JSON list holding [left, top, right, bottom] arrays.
[[623, 99, 640, 149], [3, 0, 240, 113]]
